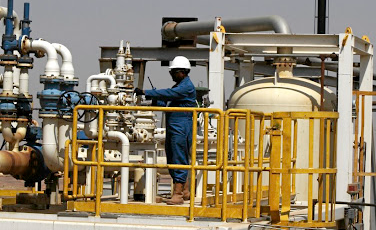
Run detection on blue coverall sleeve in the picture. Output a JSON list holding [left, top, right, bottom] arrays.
[[144, 84, 193, 101]]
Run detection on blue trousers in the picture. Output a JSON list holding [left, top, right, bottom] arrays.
[[165, 116, 192, 183]]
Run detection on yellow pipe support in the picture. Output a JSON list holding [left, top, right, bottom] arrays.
[[308, 118, 314, 223], [201, 112, 209, 207], [189, 111, 198, 222], [90, 144, 97, 196], [72, 109, 79, 198], [332, 119, 337, 221]]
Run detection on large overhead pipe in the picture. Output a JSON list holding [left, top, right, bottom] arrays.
[[162, 15, 292, 53]]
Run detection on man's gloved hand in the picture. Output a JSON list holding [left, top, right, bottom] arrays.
[[134, 88, 145, 96]]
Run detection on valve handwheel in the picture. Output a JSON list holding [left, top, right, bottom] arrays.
[[78, 92, 100, 123], [57, 91, 100, 123]]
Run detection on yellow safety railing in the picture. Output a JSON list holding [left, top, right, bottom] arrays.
[[62, 105, 339, 227], [64, 105, 225, 221], [221, 109, 271, 222], [352, 91, 375, 223], [269, 111, 338, 228]]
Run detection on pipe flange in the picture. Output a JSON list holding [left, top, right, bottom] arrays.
[[17, 62, 33, 68], [273, 57, 296, 66], [0, 60, 18, 66], [162, 21, 179, 41]]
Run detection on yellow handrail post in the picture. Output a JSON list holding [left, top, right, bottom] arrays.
[[95, 108, 104, 216], [281, 116, 292, 222], [189, 111, 198, 222], [269, 117, 281, 224]]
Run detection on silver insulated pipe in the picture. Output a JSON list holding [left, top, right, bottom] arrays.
[[162, 15, 292, 51]]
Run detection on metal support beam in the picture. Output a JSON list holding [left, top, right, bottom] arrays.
[[359, 41, 374, 230], [208, 18, 225, 110], [336, 33, 354, 202]]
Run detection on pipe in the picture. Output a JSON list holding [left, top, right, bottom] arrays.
[[163, 15, 291, 50], [52, 43, 75, 80], [24, 39, 60, 76], [0, 149, 31, 176], [3, 65, 13, 95], [42, 118, 63, 172], [19, 68, 29, 95], [0, 6, 21, 38], [107, 131, 130, 204], [2, 121, 27, 151], [86, 74, 116, 92], [162, 15, 291, 39], [317, 0, 327, 34], [84, 112, 98, 138]]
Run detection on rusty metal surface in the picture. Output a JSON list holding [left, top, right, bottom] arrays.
[[0, 149, 31, 177]]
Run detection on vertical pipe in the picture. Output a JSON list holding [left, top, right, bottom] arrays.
[[201, 112, 209, 207], [145, 150, 155, 203], [19, 68, 29, 95], [320, 56, 325, 111], [317, 0, 327, 34], [189, 111, 198, 221], [221, 113, 230, 222], [308, 119, 314, 223], [3, 65, 13, 95], [5, 0, 14, 37]]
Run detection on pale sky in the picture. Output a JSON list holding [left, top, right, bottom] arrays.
[[1, 0, 375, 105]]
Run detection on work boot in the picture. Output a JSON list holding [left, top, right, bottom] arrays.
[[183, 181, 190, 201], [166, 183, 184, 205]]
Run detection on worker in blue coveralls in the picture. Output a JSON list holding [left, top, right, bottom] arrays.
[[134, 56, 196, 205]]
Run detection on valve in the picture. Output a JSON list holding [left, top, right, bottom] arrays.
[[57, 91, 100, 123]]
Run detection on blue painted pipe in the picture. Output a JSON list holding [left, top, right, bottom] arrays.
[[5, 0, 14, 36], [21, 2, 31, 36], [23, 3, 29, 20]]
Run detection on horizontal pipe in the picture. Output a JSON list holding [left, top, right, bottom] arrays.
[[162, 15, 291, 39], [0, 149, 31, 176], [86, 74, 116, 92]]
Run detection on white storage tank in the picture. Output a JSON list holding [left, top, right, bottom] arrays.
[[228, 69, 336, 202]]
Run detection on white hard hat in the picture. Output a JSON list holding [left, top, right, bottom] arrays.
[[169, 56, 191, 69]]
